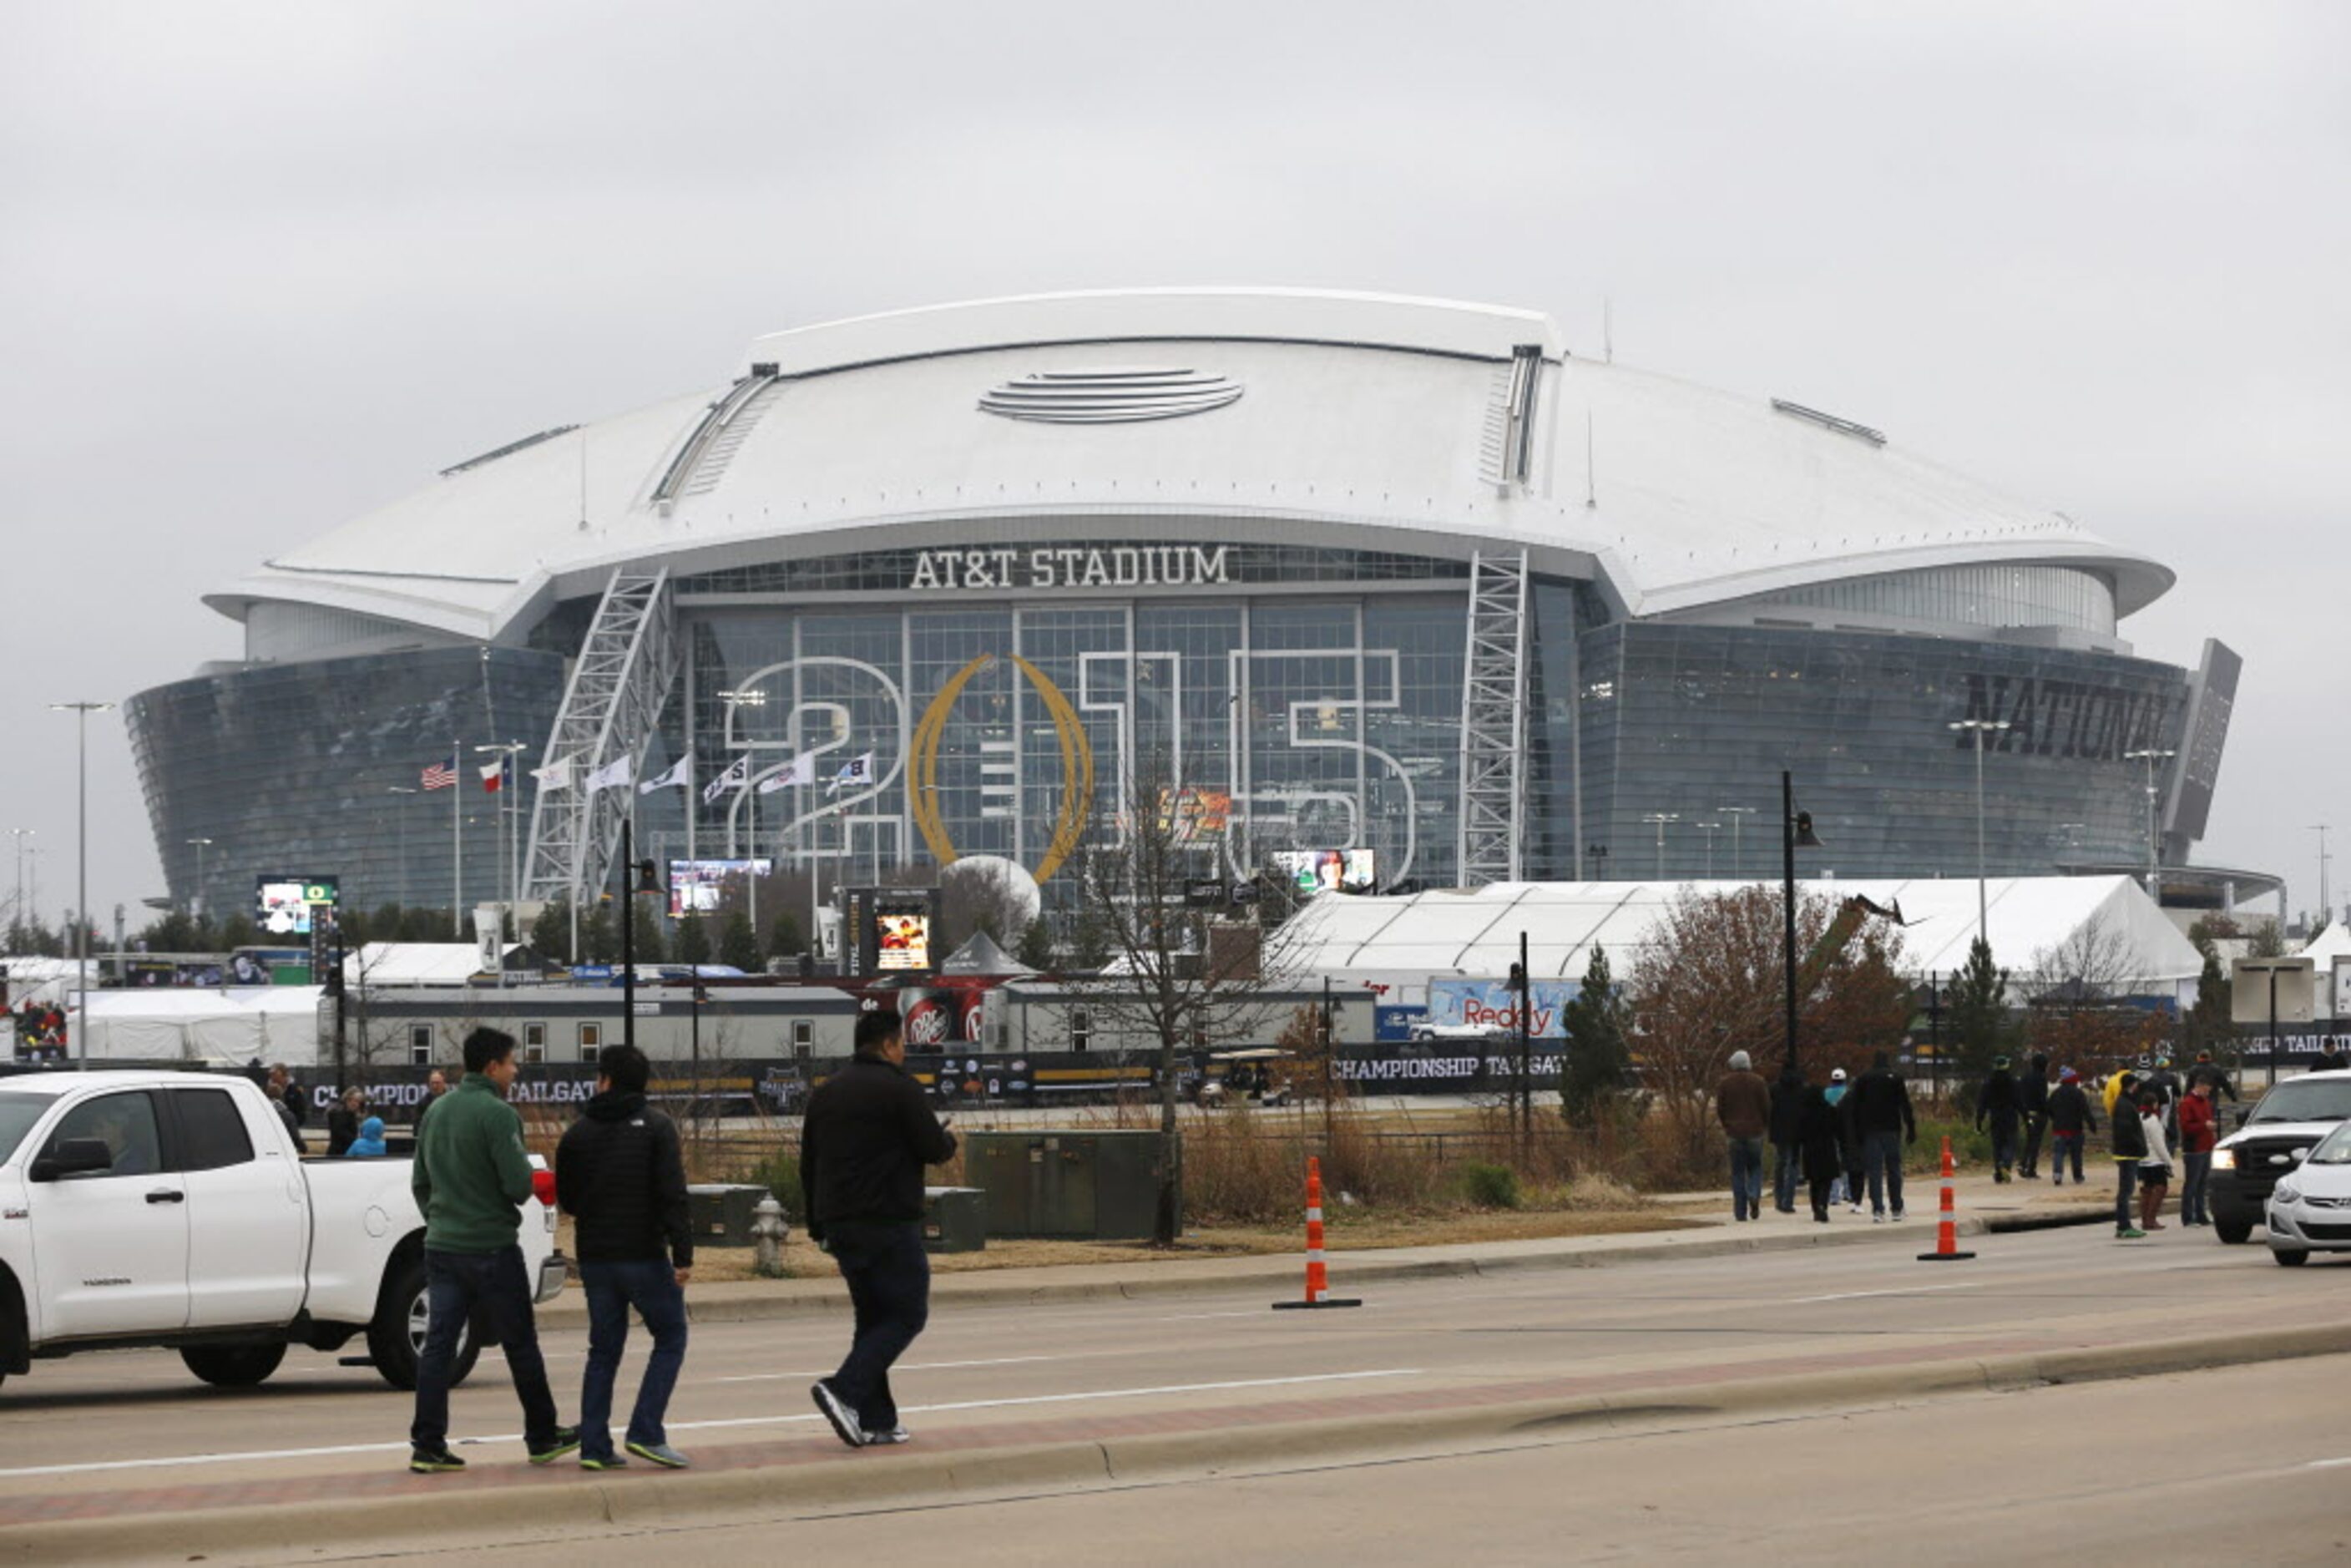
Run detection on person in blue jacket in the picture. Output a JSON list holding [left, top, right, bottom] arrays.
[[344, 1115, 388, 1158]]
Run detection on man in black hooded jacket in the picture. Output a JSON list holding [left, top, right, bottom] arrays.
[[556, 1043, 693, 1469], [2016, 1053, 2050, 1179]]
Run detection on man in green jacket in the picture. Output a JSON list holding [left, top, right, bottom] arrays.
[[407, 1028, 577, 1474]]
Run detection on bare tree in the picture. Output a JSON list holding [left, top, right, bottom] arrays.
[[1060, 755, 1294, 1245], [936, 857, 1038, 953], [2024, 913, 2166, 1069]]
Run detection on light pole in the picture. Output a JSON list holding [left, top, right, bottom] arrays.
[[2311, 824, 2334, 933], [1949, 719, 2013, 944], [50, 701, 114, 1070], [2123, 746, 2177, 901], [619, 820, 662, 1051], [1715, 806, 1758, 878], [9, 828, 33, 934], [183, 837, 213, 922], [1696, 821, 1722, 878], [1782, 771, 1823, 1074], [718, 689, 767, 936], [1641, 813, 1680, 881]]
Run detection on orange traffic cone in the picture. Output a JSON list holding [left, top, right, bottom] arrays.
[[1272, 1156, 1363, 1310], [1917, 1135, 1977, 1262]]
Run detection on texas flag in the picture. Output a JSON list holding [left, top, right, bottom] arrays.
[[478, 758, 510, 793]]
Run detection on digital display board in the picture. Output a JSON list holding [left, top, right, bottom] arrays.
[[1269, 848, 1377, 897], [875, 909, 932, 971], [255, 876, 338, 936], [666, 858, 773, 917]]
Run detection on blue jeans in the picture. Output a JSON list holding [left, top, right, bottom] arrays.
[[2182, 1151, 2212, 1225], [2051, 1130, 2086, 1181], [1772, 1142, 1802, 1212], [411, 1246, 559, 1453], [825, 1220, 931, 1431], [1727, 1137, 1766, 1220], [1864, 1130, 1906, 1216], [579, 1259, 690, 1459]]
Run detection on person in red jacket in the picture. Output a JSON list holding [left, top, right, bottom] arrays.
[[2177, 1080, 2219, 1227]]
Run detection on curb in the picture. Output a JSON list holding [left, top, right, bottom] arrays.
[[16, 1319, 2349, 1565], [542, 1211, 2041, 1327]]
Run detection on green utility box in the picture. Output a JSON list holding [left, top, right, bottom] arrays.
[[962, 1130, 1176, 1242], [685, 1183, 770, 1247], [922, 1186, 988, 1253]]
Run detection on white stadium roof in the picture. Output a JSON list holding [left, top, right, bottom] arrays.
[[1282, 875, 2206, 989], [206, 289, 2171, 647]]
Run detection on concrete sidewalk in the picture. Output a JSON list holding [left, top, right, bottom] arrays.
[[545, 1167, 2111, 1328]]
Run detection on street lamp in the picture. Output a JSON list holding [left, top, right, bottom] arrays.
[[183, 837, 213, 921], [1715, 806, 1758, 879], [2123, 746, 2177, 900], [10, 828, 34, 933], [1696, 821, 1722, 879], [1585, 843, 1610, 882], [2309, 824, 2333, 933], [1948, 719, 2013, 944], [1641, 813, 1680, 882], [1782, 771, 1823, 1075], [473, 742, 529, 985], [50, 701, 115, 1070], [717, 689, 768, 933]]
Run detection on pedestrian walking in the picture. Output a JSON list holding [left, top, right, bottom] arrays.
[[1826, 1067, 1864, 1211], [327, 1086, 364, 1158], [2185, 1050, 2238, 1104], [1849, 1050, 1918, 1222], [2109, 1070, 2147, 1240], [1796, 1077, 1843, 1222], [1768, 1062, 1807, 1215], [2136, 1092, 2172, 1233], [1713, 1050, 1772, 1222], [556, 1042, 693, 1471], [803, 1009, 958, 1449], [2177, 1080, 2217, 1227], [2017, 1052, 2050, 1180], [407, 1027, 576, 1474], [2046, 1066, 2096, 1186], [1974, 1056, 2022, 1183]]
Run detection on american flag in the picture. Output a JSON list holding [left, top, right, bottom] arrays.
[[421, 756, 458, 791]]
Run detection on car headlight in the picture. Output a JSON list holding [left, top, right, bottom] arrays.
[[2211, 1147, 2235, 1171], [2273, 1182, 2301, 1205]]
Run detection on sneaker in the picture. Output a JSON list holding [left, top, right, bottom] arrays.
[[862, 1425, 912, 1446], [1872, 1211, 1887, 1224], [811, 1380, 867, 1449], [528, 1426, 582, 1466], [2117, 1227, 2146, 1240], [579, 1453, 629, 1471], [409, 1446, 466, 1474], [1848, 1202, 1864, 1215], [1891, 1209, 1906, 1222]]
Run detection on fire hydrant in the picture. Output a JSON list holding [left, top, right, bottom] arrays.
[[751, 1195, 790, 1278]]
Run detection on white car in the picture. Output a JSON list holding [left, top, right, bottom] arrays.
[[0, 1070, 564, 1392], [2262, 1117, 2351, 1266]]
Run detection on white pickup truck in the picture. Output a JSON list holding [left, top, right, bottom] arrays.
[[0, 1070, 565, 1393]]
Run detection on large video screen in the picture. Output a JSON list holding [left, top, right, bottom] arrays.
[[1269, 848, 1377, 897], [255, 876, 338, 936], [875, 908, 932, 971], [666, 858, 772, 917]]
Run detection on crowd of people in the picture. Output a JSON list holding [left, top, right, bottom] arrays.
[[257, 1063, 449, 1159], [10, 999, 68, 1060], [1716, 1047, 2246, 1240]]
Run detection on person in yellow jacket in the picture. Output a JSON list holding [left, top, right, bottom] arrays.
[[2101, 1067, 2139, 1120]]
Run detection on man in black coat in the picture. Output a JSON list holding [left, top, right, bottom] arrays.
[[1849, 1052, 1917, 1222], [1974, 1058, 2023, 1183], [556, 1043, 693, 1469], [2016, 1053, 2050, 1179], [803, 1009, 958, 1449]]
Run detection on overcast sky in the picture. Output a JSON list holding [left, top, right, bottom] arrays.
[[3, 1, 2345, 936]]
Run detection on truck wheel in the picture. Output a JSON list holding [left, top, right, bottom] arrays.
[[2274, 1247, 2310, 1267], [2213, 1219, 2252, 1246], [181, 1343, 287, 1387], [369, 1258, 480, 1391]]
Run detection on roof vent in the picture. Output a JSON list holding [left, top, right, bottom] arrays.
[[979, 368, 1242, 425], [1770, 398, 1885, 447]]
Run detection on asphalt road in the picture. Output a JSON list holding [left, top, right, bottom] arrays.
[[0, 1218, 2338, 1555]]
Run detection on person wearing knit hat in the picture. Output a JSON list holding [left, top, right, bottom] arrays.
[[1713, 1050, 1772, 1222], [2045, 1067, 2096, 1187]]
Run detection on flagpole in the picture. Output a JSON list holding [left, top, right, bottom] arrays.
[[748, 777, 758, 940], [452, 736, 463, 937]]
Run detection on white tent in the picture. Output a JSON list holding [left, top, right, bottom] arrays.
[[1281, 876, 2206, 998], [345, 943, 509, 989], [78, 986, 327, 1065]]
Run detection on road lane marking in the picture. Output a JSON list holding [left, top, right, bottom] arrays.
[[714, 1355, 1059, 1383], [1785, 1282, 1990, 1304], [0, 1369, 1424, 1479]]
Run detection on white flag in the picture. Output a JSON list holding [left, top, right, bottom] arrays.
[[638, 756, 691, 795], [757, 752, 817, 794], [702, 754, 750, 805], [826, 751, 875, 796], [585, 756, 634, 793], [530, 757, 574, 792]]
